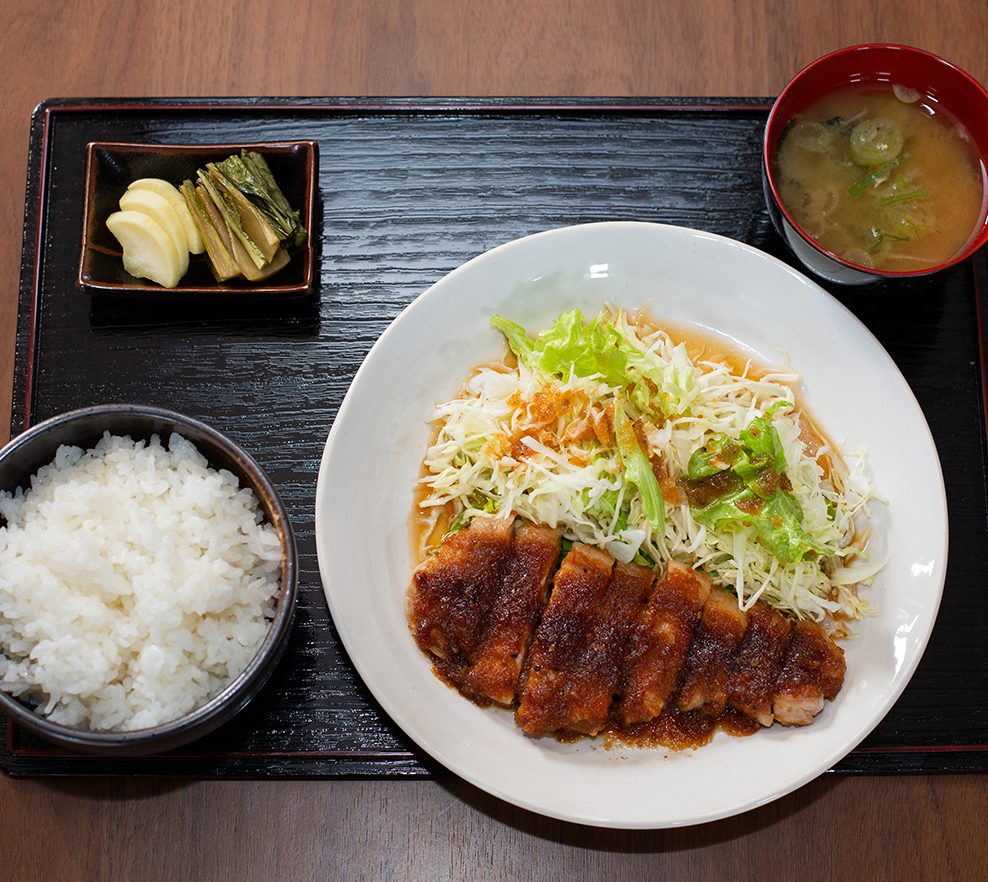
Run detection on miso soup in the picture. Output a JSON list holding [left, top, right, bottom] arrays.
[[773, 83, 987, 272]]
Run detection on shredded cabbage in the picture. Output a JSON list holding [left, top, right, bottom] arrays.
[[417, 304, 884, 625]]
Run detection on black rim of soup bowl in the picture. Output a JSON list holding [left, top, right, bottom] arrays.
[[0, 404, 298, 756]]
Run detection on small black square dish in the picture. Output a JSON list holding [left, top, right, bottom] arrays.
[[78, 140, 317, 298]]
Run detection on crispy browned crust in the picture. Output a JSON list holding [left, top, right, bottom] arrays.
[[725, 601, 793, 728], [515, 543, 615, 736], [460, 522, 562, 706], [407, 515, 518, 685], [772, 619, 847, 726], [615, 560, 712, 728], [408, 518, 847, 741], [559, 560, 656, 735], [674, 585, 749, 717]]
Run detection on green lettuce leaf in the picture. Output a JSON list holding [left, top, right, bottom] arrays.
[[490, 310, 694, 418], [491, 310, 628, 385], [613, 401, 665, 533], [678, 412, 834, 563]]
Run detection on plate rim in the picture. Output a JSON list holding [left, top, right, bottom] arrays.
[[315, 220, 948, 828]]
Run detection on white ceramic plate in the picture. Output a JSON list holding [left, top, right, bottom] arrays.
[[315, 222, 947, 828]]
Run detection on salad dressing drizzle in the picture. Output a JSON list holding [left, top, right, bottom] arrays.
[[410, 305, 881, 627]]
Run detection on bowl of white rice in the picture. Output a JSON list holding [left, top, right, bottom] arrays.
[[0, 404, 297, 755]]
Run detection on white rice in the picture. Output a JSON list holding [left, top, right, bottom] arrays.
[[0, 431, 283, 732]]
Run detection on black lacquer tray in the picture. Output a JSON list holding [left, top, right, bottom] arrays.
[[2, 97, 986, 777]]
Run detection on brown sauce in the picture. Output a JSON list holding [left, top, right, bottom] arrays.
[[574, 707, 762, 751], [437, 663, 767, 751], [679, 470, 743, 509], [632, 310, 777, 382]]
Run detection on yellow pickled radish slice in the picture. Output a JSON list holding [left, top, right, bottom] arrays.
[[126, 177, 206, 254], [106, 210, 184, 288], [118, 189, 190, 276]]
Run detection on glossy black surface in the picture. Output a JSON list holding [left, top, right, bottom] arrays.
[[3, 97, 987, 776]]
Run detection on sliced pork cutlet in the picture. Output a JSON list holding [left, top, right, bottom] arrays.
[[515, 543, 615, 737], [725, 600, 792, 727], [674, 585, 748, 717], [406, 515, 516, 687], [460, 523, 562, 706], [560, 560, 656, 736], [772, 619, 846, 726], [616, 560, 711, 728]]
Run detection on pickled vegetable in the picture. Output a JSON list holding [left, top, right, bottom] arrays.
[[106, 210, 185, 288], [126, 178, 205, 254]]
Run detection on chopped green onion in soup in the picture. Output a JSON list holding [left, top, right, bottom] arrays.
[[773, 83, 984, 272]]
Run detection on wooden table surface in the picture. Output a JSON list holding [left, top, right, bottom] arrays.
[[2, 2, 987, 879]]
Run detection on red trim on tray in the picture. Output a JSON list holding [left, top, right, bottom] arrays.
[[6, 741, 425, 761], [33, 99, 769, 116], [8, 722, 988, 762], [21, 105, 57, 434], [850, 743, 988, 754]]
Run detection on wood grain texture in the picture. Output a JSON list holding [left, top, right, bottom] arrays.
[[2, 1, 988, 877], [2, 774, 988, 881]]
